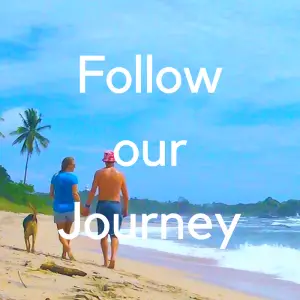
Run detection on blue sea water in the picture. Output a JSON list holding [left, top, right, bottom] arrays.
[[115, 215, 300, 285]]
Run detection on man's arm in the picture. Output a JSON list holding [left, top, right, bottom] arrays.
[[121, 174, 129, 214], [85, 171, 99, 207]]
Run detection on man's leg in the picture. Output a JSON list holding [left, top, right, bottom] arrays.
[[96, 205, 109, 266], [108, 235, 119, 269], [101, 235, 109, 267], [108, 210, 122, 269]]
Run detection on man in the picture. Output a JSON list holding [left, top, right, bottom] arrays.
[[82, 150, 129, 269]]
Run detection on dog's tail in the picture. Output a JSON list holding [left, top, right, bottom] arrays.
[[28, 202, 37, 219]]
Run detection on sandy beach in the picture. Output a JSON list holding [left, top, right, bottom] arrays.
[[0, 211, 267, 300]]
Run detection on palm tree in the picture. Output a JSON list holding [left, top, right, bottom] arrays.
[[0, 117, 4, 138], [10, 109, 51, 184]]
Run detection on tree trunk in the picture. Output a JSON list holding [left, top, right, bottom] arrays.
[[23, 152, 30, 184], [40, 262, 87, 277]]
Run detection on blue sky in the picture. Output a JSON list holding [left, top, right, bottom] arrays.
[[1, 1, 300, 204]]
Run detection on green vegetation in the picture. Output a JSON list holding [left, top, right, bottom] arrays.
[[0, 165, 52, 214], [1, 108, 300, 217], [1, 164, 299, 217], [0, 108, 52, 214], [113, 196, 300, 217]]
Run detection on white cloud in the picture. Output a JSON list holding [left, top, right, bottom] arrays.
[[0, 107, 26, 138], [130, 106, 300, 152], [0, 0, 299, 113]]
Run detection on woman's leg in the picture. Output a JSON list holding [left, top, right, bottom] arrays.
[[56, 222, 71, 255], [64, 221, 73, 246], [63, 221, 75, 260]]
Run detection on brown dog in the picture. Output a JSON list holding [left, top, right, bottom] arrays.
[[22, 203, 38, 253]]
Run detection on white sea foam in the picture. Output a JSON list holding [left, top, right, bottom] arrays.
[[120, 234, 300, 284], [217, 243, 300, 284], [80, 228, 300, 285], [80, 217, 300, 285], [271, 221, 300, 228]]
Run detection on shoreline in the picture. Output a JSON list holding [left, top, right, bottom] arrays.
[[0, 211, 297, 300], [84, 218, 300, 290], [114, 244, 300, 300]]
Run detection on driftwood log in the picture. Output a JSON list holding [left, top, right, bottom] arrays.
[[40, 262, 87, 277]]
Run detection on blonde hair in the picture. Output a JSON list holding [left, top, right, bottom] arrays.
[[60, 157, 74, 172]]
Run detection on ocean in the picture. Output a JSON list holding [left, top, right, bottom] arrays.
[[113, 215, 300, 285]]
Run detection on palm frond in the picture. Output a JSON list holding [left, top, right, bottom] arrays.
[[11, 108, 51, 159], [26, 132, 35, 153], [19, 113, 29, 128], [10, 126, 28, 136], [34, 140, 41, 155], [20, 140, 28, 155], [37, 125, 51, 132], [35, 132, 50, 148], [11, 133, 28, 146], [0, 117, 4, 138]]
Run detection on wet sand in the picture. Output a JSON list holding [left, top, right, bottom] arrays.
[[116, 245, 300, 300]]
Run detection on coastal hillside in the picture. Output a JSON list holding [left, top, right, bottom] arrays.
[[1, 165, 300, 217]]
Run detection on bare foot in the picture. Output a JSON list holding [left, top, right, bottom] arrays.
[[62, 253, 67, 260], [108, 260, 115, 269], [68, 252, 76, 261], [102, 261, 108, 267]]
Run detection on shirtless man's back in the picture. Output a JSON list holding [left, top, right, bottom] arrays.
[[96, 167, 127, 202], [83, 150, 129, 269]]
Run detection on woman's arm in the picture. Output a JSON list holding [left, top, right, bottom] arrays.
[[72, 184, 81, 202], [49, 184, 54, 199], [85, 171, 98, 207], [49, 174, 56, 199]]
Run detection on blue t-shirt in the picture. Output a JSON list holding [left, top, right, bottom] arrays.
[[51, 172, 78, 213]]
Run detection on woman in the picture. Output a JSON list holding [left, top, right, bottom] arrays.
[[49, 157, 80, 260]]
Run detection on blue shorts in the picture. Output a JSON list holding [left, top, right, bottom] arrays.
[[54, 211, 74, 224], [96, 201, 123, 237]]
